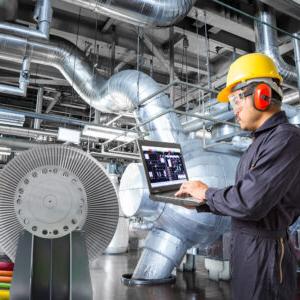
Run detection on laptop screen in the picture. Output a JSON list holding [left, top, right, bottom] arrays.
[[140, 143, 188, 189]]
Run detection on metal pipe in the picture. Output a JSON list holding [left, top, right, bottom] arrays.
[[0, 137, 47, 149], [293, 32, 300, 93], [169, 27, 175, 103], [0, 124, 99, 143], [0, 0, 52, 40], [0, 125, 57, 139], [0, 107, 136, 143], [183, 111, 235, 133], [283, 91, 300, 105], [255, 3, 298, 88], [60, 0, 194, 27], [34, 87, 44, 129], [45, 92, 60, 113], [90, 151, 140, 161], [0, 56, 30, 96], [0, 33, 107, 108]]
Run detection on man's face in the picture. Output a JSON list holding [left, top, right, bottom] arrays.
[[228, 88, 261, 131]]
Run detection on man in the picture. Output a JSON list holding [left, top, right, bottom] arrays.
[[176, 53, 300, 300]]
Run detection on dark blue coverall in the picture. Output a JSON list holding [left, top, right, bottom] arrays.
[[205, 111, 300, 300]]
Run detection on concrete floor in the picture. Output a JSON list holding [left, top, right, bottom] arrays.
[[90, 251, 231, 300]]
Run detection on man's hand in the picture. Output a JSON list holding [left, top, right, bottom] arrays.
[[175, 180, 208, 204]]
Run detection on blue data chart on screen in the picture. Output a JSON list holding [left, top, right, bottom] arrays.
[[141, 145, 187, 188]]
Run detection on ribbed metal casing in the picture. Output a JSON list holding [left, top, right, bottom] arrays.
[[0, 145, 119, 262]]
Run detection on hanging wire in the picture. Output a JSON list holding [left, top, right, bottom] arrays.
[[136, 27, 142, 140], [86, 5, 102, 153], [195, 10, 204, 114], [70, 7, 82, 110], [183, 35, 189, 120]]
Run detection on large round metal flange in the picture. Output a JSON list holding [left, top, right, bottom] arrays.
[[14, 166, 88, 239], [0, 145, 119, 262]]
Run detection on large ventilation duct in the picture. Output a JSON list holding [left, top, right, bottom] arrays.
[[60, 0, 194, 27], [0, 33, 238, 280], [255, 3, 298, 88], [0, 34, 107, 104]]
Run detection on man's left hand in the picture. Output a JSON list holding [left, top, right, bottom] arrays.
[[175, 180, 208, 204]]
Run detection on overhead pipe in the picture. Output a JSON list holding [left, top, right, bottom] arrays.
[[34, 87, 44, 129], [283, 91, 300, 105], [0, 0, 52, 40], [255, 3, 298, 88], [60, 0, 194, 27], [0, 125, 57, 139], [0, 33, 107, 106], [0, 137, 47, 149], [183, 102, 300, 133], [0, 56, 30, 96], [0, 34, 186, 142]]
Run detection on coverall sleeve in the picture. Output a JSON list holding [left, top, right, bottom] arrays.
[[205, 131, 300, 220]]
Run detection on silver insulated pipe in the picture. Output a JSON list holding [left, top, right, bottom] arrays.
[[255, 3, 298, 88], [0, 33, 107, 104], [60, 0, 194, 27]]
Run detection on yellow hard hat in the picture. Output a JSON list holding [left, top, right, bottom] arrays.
[[217, 53, 283, 102]]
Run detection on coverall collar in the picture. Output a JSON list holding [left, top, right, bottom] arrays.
[[252, 111, 288, 138]]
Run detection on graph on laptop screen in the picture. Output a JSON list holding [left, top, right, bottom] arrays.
[[141, 145, 187, 188]]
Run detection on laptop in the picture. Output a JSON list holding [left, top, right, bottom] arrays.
[[138, 139, 202, 207]]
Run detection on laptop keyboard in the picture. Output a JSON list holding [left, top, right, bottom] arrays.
[[156, 191, 198, 202]]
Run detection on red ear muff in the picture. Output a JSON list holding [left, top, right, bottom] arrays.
[[253, 83, 272, 111]]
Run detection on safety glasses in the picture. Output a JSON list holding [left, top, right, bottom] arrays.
[[228, 85, 254, 110], [228, 92, 247, 110]]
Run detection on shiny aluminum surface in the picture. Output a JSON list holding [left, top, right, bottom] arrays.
[[60, 0, 194, 27], [255, 4, 297, 87]]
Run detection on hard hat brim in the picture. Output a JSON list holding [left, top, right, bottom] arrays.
[[217, 84, 234, 102]]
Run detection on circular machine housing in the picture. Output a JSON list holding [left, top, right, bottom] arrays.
[[0, 145, 119, 262]]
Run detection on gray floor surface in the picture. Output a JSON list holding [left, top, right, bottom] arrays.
[[90, 251, 231, 300]]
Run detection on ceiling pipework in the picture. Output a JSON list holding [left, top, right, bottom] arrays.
[[59, 0, 195, 27]]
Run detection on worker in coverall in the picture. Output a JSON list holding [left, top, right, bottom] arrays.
[[176, 53, 300, 300]]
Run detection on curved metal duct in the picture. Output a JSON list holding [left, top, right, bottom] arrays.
[[255, 3, 298, 88], [120, 140, 238, 279], [60, 0, 194, 27], [0, 34, 109, 109], [0, 0, 18, 21]]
